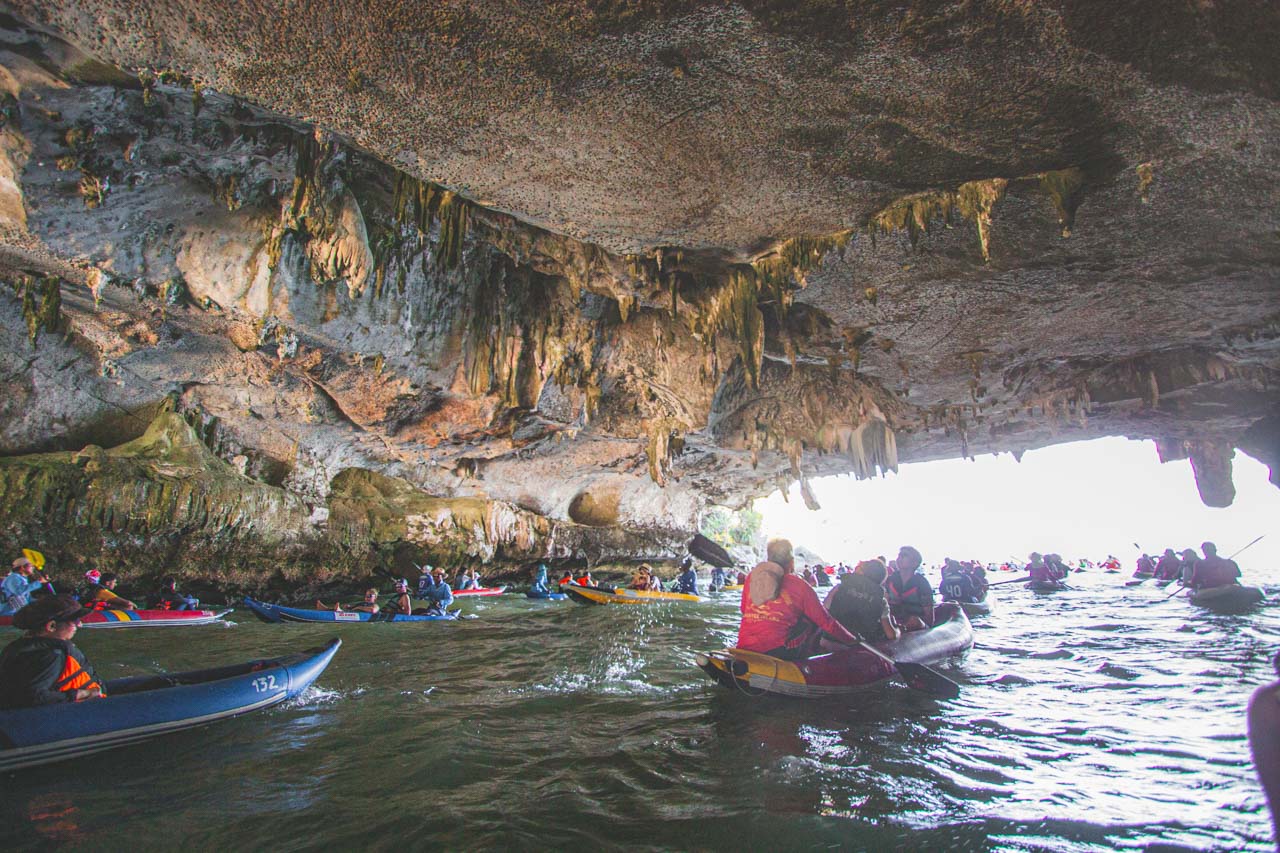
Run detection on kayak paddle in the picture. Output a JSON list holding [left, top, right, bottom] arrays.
[[856, 640, 960, 700], [988, 575, 1032, 587], [688, 534, 734, 568], [1162, 583, 1187, 600], [1229, 535, 1265, 561]]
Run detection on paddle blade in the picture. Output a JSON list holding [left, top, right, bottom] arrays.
[[22, 548, 45, 570], [688, 534, 734, 568], [895, 662, 961, 699]]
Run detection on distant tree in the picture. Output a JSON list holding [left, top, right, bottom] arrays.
[[700, 506, 762, 549]]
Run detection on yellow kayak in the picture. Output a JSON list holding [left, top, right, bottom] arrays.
[[563, 583, 700, 605]]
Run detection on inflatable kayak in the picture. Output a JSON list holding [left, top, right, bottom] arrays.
[[1027, 580, 1069, 592], [452, 586, 507, 597], [1188, 584, 1265, 612], [0, 608, 231, 630], [526, 590, 566, 600], [243, 598, 458, 623], [696, 604, 972, 698], [0, 638, 340, 772], [956, 598, 993, 617], [564, 584, 699, 605]]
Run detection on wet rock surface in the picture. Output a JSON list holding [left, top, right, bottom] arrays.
[[0, 7, 1276, 578]]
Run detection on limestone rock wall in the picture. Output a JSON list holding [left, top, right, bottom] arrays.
[[0, 9, 1276, 581]]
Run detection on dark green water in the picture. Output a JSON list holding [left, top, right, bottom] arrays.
[[3, 571, 1277, 851]]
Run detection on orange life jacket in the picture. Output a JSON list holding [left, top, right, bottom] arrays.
[[54, 651, 102, 698]]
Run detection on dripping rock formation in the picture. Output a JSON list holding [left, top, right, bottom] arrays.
[[0, 4, 1276, 582]]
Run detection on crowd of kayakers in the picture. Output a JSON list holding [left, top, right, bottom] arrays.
[[0, 533, 1257, 711], [2, 554, 203, 618]]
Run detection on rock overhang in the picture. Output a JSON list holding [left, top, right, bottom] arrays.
[[0, 4, 1276, 576]]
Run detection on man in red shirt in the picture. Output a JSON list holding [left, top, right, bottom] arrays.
[[737, 538, 858, 660]]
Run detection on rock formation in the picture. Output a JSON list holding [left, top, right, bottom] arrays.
[[0, 5, 1276, 582]]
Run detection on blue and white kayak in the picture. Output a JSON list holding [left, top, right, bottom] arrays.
[[525, 591, 566, 600], [243, 598, 458, 623], [0, 638, 340, 772]]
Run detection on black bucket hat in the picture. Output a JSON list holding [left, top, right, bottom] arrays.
[[13, 594, 92, 630]]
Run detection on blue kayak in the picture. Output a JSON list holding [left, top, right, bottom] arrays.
[[244, 598, 459, 623], [0, 638, 340, 772], [526, 591, 566, 600]]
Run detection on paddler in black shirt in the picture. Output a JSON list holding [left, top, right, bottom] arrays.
[[884, 545, 935, 630], [0, 594, 104, 708], [824, 559, 900, 643]]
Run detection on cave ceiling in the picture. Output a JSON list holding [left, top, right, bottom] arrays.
[[0, 1, 1278, 562]]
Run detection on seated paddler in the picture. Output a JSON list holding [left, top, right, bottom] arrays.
[[629, 565, 654, 591], [531, 563, 550, 595], [708, 565, 727, 591], [384, 579, 413, 616], [0, 594, 104, 709], [2, 554, 51, 616], [317, 588, 380, 613], [885, 546, 935, 630], [737, 538, 859, 661], [415, 567, 454, 614], [824, 559, 900, 644], [938, 560, 977, 603], [85, 572, 139, 611], [673, 558, 698, 595], [152, 575, 199, 611], [1188, 541, 1241, 590]]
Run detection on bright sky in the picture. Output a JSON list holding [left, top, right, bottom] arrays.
[[759, 438, 1280, 582]]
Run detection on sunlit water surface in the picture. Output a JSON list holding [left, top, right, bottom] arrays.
[[3, 571, 1278, 851]]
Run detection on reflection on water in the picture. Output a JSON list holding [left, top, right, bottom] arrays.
[[1, 573, 1276, 850]]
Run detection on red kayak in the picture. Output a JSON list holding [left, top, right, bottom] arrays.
[[696, 603, 973, 698], [451, 586, 507, 597], [0, 608, 231, 629]]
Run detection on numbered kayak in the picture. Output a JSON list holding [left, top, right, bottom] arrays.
[[564, 584, 699, 605], [696, 604, 972, 698], [1188, 584, 1264, 612], [0, 608, 231, 630], [452, 586, 507, 597], [0, 638, 340, 772], [525, 590, 566, 600], [243, 598, 458, 623]]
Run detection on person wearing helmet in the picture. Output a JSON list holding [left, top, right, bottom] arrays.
[[0, 594, 104, 708], [84, 572, 138, 611]]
